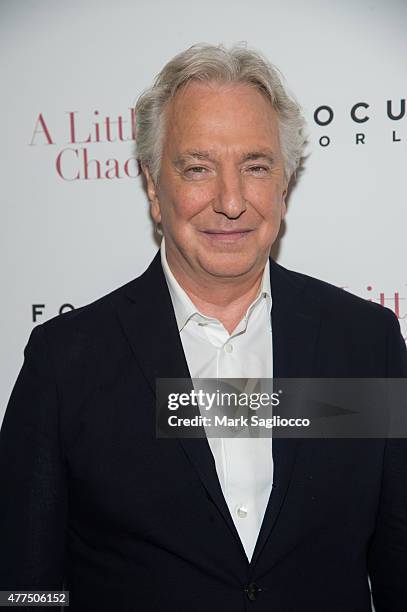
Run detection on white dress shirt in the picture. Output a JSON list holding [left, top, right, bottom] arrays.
[[160, 238, 274, 561]]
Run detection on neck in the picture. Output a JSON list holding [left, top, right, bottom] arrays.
[[165, 250, 267, 335]]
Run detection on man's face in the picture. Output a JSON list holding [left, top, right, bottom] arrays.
[[144, 80, 287, 282]]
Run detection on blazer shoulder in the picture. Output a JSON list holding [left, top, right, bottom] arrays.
[[29, 274, 143, 355], [272, 261, 406, 376], [272, 259, 399, 328]]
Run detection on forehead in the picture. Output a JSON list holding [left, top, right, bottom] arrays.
[[163, 80, 281, 154]]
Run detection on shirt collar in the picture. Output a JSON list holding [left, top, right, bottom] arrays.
[[160, 236, 272, 332]]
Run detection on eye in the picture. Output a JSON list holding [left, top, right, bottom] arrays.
[[183, 165, 213, 180], [185, 166, 208, 175], [247, 165, 270, 174]]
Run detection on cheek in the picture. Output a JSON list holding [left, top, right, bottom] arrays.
[[246, 182, 284, 217], [166, 184, 215, 221]]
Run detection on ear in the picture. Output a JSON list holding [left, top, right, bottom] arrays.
[[142, 165, 161, 225], [281, 186, 288, 220]]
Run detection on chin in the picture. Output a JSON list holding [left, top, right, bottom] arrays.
[[198, 254, 257, 279]]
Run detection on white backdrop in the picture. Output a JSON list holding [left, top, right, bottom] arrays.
[[1, 0, 406, 420]]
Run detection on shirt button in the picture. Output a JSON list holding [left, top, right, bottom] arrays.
[[236, 505, 248, 518], [224, 343, 233, 353]]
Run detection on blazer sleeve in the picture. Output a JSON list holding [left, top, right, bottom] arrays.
[[0, 324, 67, 594], [368, 311, 407, 612]]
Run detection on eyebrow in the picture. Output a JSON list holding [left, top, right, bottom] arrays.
[[241, 151, 275, 165], [174, 150, 212, 167], [174, 149, 276, 167]]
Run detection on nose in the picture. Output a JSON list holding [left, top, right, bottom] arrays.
[[213, 166, 247, 219]]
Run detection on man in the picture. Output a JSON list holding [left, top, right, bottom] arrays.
[[0, 43, 406, 611]]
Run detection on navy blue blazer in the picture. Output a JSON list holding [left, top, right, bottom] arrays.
[[1, 252, 406, 611]]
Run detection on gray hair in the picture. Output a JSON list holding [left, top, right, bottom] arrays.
[[134, 42, 307, 184]]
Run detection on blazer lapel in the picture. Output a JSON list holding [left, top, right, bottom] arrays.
[[250, 259, 322, 568], [115, 250, 246, 554], [116, 251, 190, 387]]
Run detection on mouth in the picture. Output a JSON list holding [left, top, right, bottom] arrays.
[[200, 229, 254, 242]]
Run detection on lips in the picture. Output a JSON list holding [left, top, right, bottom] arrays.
[[200, 229, 254, 242], [201, 229, 253, 234]]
